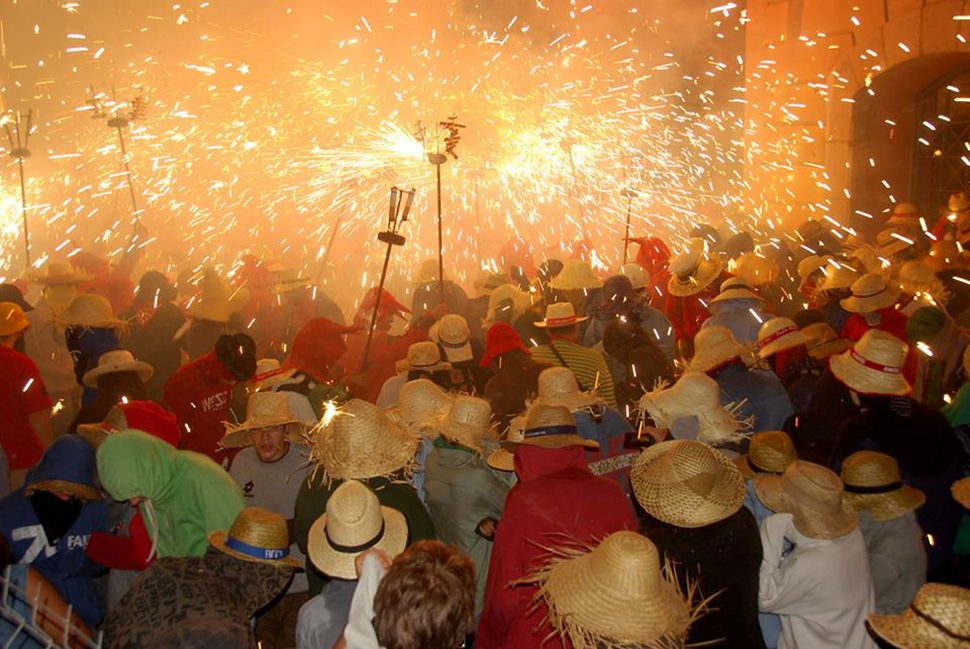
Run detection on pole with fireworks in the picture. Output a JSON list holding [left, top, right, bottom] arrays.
[[426, 116, 465, 297], [87, 87, 147, 219], [360, 185, 416, 373], [4, 110, 33, 268], [621, 187, 638, 265]]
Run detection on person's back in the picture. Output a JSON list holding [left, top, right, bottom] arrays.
[[715, 363, 793, 432], [858, 510, 926, 614]]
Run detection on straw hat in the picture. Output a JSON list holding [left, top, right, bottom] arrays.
[[0, 302, 30, 337], [887, 203, 920, 226], [875, 228, 916, 259], [187, 268, 250, 323], [533, 366, 603, 411], [81, 349, 153, 388], [667, 245, 723, 297], [757, 317, 812, 359], [754, 461, 857, 539], [436, 314, 473, 363], [814, 260, 860, 294], [504, 403, 598, 450], [250, 358, 298, 391], [927, 240, 970, 272], [311, 399, 418, 481], [534, 302, 589, 328], [797, 255, 829, 290], [953, 478, 970, 510], [77, 400, 181, 449], [55, 294, 126, 329], [32, 260, 92, 286], [395, 341, 452, 373], [802, 322, 852, 360], [484, 284, 533, 324], [841, 451, 925, 522], [950, 192, 970, 213], [307, 480, 408, 579], [897, 261, 947, 299], [528, 531, 691, 649], [487, 415, 524, 471], [220, 391, 305, 449], [686, 325, 748, 373], [710, 277, 764, 304], [620, 263, 650, 291], [631, 440, 745, 528], [840, 273, 901, 313], [385, 378, 455, 438], [829, 329, 910, 396], [847, 245, 884, 275], [473, 271, 513, 296], [734, 430, 797, 478], [429, 396, 495, 452], [639, 372, 748, 445], [734, 252, 773, 287], [868, 583, 970, 649], [208, 507, 302, 567], [416, 259, 445, 285], [549, 259, 604, 291], [272, 268, 313, 294]]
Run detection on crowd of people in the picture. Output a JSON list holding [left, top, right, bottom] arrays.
[[3, 195, 970, 649]]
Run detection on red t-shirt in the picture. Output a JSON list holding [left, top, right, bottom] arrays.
[[0, 345, 52, 470], [163, 352, 236, 463]]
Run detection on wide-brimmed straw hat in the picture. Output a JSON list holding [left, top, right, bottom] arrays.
[[887, 202, 920, 226], [757, 317, 812, 359], [840, 273, 901, 313], [620, 263, 650, 291], [429, 396, 495, 452], [950, 193, 970, 213], [868, 583, 970, 649], [897, 261, 947, 301], [797, 255, 830, 290], [220, 391, 305, 449], [385, 378, 455, 438], [953, 478, 970, 509], [527, 531, 692, 649], [208, 507, 302, 568], [504, 403, 598, 450], [488, 415, 525, 471], [187, 268, 250, 323], [435, 314, 473, 363], [55, 294, 126, 329], [77, 400, 181, 449], [307, 480, 408, 579], [639, 372, 748, 445], [395, 341, 452, 373], [272, 267, 313, 294], [841, 451, 925, 522], [667, 245, 723, 297], [81, 349, 154, 388], [814, 260, 860, 295], [687, 325, 749, 373], [631, 440, 745, 528], [734, 252, 773, 287], [549, 259, 603, 291], [311, 399, 418, 481], [0, 302, 30, 337], [250, 358, 298, 391], [535, 301, 588, 328], [829, 329, 910, 396], [734, 430, 797, 478], [533, 366, 603, 411], [32, 260, 92, 286], [484, 284, 533, 324], [473, 271, 513, 296], [802, 322, 853, 359], [710, 277, 764, 304], [754, 460, 857, 539]]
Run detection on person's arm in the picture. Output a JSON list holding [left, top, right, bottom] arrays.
[[28, 410, 54, 448], [758, 513, 816, 615]]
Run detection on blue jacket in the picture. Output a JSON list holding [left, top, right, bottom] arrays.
[[702, 298, 768, 345], [576, 409, 635, 494], [715, 365, 793, 433]]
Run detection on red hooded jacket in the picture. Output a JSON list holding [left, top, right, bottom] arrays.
[[476, 445, 637, 649]]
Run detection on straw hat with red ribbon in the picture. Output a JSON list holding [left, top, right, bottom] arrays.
[[535, 302, 589, 329], [829, 329, 911, 396], [757, 317, 812, 359]]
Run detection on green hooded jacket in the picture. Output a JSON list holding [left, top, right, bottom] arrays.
[[97, 430, 245, 558]]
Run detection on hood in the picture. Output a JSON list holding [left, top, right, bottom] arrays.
[[25, 436, 100, 495], [513, 444, 590, 482], [97, 430, 180, 502]]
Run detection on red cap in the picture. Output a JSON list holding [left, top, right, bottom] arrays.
[[358, 287, 410, 316], [480, 322, 530, 368], [112, 401, 181, 448], [283, 317, 361, 382]]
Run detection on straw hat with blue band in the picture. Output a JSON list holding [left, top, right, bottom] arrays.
[[208, 507, 302, 567], [501, 403, 598, 451]]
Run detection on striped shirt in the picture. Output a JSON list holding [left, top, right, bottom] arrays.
[[531, 340, 617, 407]]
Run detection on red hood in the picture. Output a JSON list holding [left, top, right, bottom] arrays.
[[513, 444, 592, 482], [631, 237, 671, 275]]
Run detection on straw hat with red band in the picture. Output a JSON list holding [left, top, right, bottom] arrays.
[[282, 318, 360, 383], [829, 329, 911, 396], [757, 317, 812, 359], [250, 358, 298, 391], [480, 322, 530, 368], [535, 302, 589, 328], [840, 273, 902, 313]]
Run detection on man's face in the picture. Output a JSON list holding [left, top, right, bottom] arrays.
[[250, 425, 289, 462]]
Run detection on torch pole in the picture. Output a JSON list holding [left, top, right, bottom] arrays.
[[622, 194, 633, 265], [115, 126, 139, 216], [316, 211, 345, 285], [436, 162, 444, 296], [360, 240, 394, 373], [16, 157, 29, 267]]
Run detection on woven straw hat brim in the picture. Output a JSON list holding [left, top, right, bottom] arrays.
[[840, 285, 902, 313], [631, 443, 746, 528], [667, 259, 723, 297], [953, 478, 970, 509], [844, 485, 926, 522], [868, 610, 970, 649], [534, 315, 589, 328], [710, 288, 764, 304], [207, 531, 302, 567], [504, 434, 599, 451], [306, 507, 408, 579], [733, 455, 758, 479], [758, 330, 813, 359], [76, 424, 109, 448], [219, 421, 305, 449], [314, 414, 418, 481], [82, 360, 154, 388], [384, 408, 443, 441], [807, 338, 853, 360], [429, 419, 495, 453], [686, 341, 749, 374], [25, 479, 102, 502], [487, 448, 515, 472], [395, 359, 452, 373], [754, 475, 858, 539], [829, 352, 910, 397], [542, 550, 690, 646]]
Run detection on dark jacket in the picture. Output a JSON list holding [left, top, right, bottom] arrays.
[[788, 368, 861, 465], [123, 302, 186, 401], [639, 508, 767, 649], [483, 352, 554, 434]]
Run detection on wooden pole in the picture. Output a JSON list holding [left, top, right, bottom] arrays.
[[115, 125, 139, 216], [360, 240, 394, 373], [622, 193, 633, 265], [436, 162, 444, 297], [16, 156, 29, 267]]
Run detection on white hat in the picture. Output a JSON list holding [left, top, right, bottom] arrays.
[[757, 317, 812, 359], [395, 341, 452, 373], [840, 273, 901, 314], [620, 263, 650, 291], [435, 314, 473, 363], [535, 302, 588, 328], [82, 350, 153, 388], [549, 259, 604, 291], [829, 329, 910, 397]]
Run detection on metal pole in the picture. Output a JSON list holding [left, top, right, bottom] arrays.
[[116, 126, 139, 215], [622, 194, 633, 265], [360, 241, 394, 373], [316, 211, 344, 285], [17, 157, 29, 267], [436, 162, 444, 298]]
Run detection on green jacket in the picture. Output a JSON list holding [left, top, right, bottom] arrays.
[[294, 470, 436, 598], [97, 430, 245, 558]]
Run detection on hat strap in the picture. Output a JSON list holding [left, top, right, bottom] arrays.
[[760, 325, 798, 349], [747, 456, 783, 475], [849, 349, 902, 374], [225, 535, 291, 561], [843, 481, 903, 494], [523, 425, 578, 438], [326, 521, 385, 553], [910, 603, 970, 641]]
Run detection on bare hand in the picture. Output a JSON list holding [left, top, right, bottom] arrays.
[[431, 302, 448, 321], [354, 548, 390, 578]]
